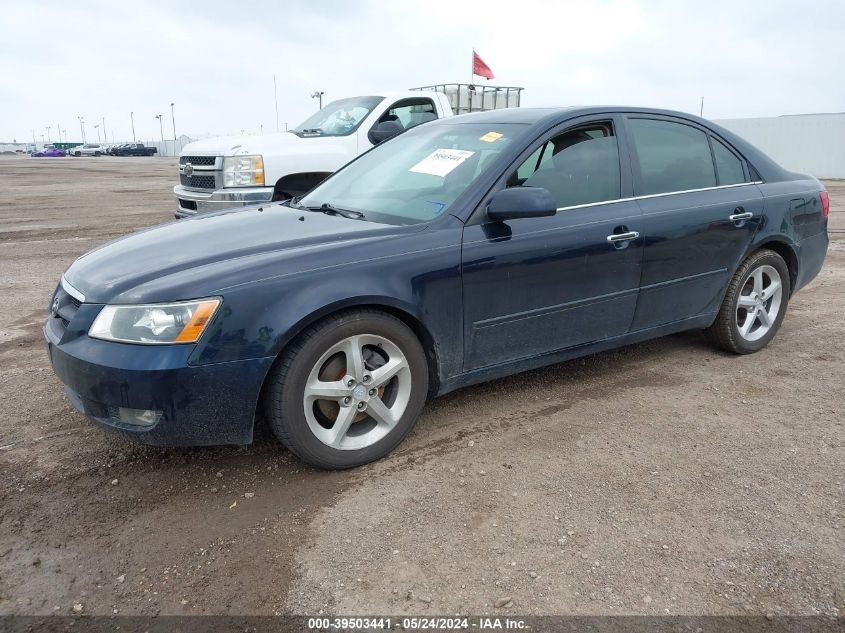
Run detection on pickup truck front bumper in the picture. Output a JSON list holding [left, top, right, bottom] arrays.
[[173, 185, 274, 218]]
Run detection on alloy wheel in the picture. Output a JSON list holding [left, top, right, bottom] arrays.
[[735, 264, 783, 342], [303, 334, 412, 450]]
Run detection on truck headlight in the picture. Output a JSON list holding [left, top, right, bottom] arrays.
[[222, 155, 264, 187], [89, 299, 220, 344]]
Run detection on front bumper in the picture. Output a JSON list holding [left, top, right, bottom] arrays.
[[44, 314, 274, 446], [173, 185, 274, 218]]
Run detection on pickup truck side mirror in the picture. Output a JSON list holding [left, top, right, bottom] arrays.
[[487, 187, 558, 221], [368, 120, 403, 145]]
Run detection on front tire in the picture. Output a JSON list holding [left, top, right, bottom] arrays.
[[264, 309, 429, 469], [706, 249, 791, 354]]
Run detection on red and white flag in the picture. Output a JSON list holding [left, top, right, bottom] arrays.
[[472, 50, 495, 80]]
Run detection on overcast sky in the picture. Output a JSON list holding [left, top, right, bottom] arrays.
[[2, 0, 843, 143]]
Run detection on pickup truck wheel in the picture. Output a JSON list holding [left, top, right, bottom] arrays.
[[706, 249, 791, 354], [264, 309, 428, 469]]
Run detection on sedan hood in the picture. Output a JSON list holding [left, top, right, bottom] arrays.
[[65, 205, 424, 304]]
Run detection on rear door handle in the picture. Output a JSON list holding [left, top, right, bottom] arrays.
[[606, 231, 639, 243], [729, 210, 753, 222]]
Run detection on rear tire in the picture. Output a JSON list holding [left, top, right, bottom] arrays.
[[706, 249, 791, 354], [263, 309, 429, 469]]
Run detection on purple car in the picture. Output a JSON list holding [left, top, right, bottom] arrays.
[[31, 148, 67, 157]]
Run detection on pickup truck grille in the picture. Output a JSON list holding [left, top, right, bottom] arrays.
[[180, 156, 217, 166], [178, 155, 220, 190], [180, 174, 216, 189]]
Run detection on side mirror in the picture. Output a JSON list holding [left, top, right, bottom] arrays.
[[368, 120, 403, 145], [487, 187, 557, 221]]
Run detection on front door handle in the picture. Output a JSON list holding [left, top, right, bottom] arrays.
[[606, 231, 640, 243]]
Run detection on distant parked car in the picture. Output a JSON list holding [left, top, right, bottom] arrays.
[[72, 144, 106, 157], [31, 148, 67, 157], [114, 143, 158, 157]]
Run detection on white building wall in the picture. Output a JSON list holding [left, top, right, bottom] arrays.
[[715, 113, 845, 179]]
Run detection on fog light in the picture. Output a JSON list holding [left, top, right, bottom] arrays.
[[113, 407, 162, 427]]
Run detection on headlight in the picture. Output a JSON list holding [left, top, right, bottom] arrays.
[[89, 299, 220, 344], [222, 155, 264, 187]]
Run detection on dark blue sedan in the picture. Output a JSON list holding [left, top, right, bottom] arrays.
[[45, 107, 830, 469]]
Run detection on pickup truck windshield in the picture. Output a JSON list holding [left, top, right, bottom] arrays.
[[299, 122, 528, 224], [291, 96, 384, 138]]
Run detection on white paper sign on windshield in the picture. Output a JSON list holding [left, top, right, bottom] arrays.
[[409, 149, 475, 177]]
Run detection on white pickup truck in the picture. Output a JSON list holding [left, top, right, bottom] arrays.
[[173, 85, 522, 217]]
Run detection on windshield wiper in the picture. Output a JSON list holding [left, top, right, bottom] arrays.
[[306, 203, 365, 220]]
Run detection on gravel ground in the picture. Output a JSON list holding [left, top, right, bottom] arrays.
[[0, 156, 842, 617]]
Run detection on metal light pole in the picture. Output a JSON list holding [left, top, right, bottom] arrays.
[[130, 111, 136, 143], [155, 114, 165, 154], [274, 75, 280, 132], [45, 126, 51, 143], [102, 117, 107, 144], [94, 124, 101, 144], [311, 91, 325, 109], [170, 102, 176, 155], [78, 116, 86, 143], [170, 103, 176, 141]]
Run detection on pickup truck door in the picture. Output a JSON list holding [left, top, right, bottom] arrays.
[[360, 97, 440, 152]]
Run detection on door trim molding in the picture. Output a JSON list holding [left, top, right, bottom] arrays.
[[552, 180, 764, 213], [474, 286, 639, 330]]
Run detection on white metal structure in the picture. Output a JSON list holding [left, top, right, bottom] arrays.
[[716, 113, 845, 179]]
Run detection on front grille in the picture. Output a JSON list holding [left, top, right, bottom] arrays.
[[50, 286, 82, 335], [180, 155, 217, 166], [180, 174, 216, 189], [55, 288, 80, 321]]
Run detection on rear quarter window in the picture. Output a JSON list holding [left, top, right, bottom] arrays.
[[711, 138, 747, 186]]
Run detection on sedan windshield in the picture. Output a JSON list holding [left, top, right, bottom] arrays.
[[299, 122, 528, 224], [291, 96, 384, 137]]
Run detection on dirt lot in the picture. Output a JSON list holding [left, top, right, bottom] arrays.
[[0, 155, 842, 617]]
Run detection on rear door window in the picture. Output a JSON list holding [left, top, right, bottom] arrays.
[[629, 118, 716, 195]]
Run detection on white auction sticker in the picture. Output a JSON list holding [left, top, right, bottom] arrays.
[[409, 149, 475, 177]]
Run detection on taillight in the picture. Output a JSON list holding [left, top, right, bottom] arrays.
[[820, 191, 830, 218]]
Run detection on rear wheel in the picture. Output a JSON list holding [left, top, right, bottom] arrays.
[[706, 249, 791, 354], [264, 309, 428, 469]]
